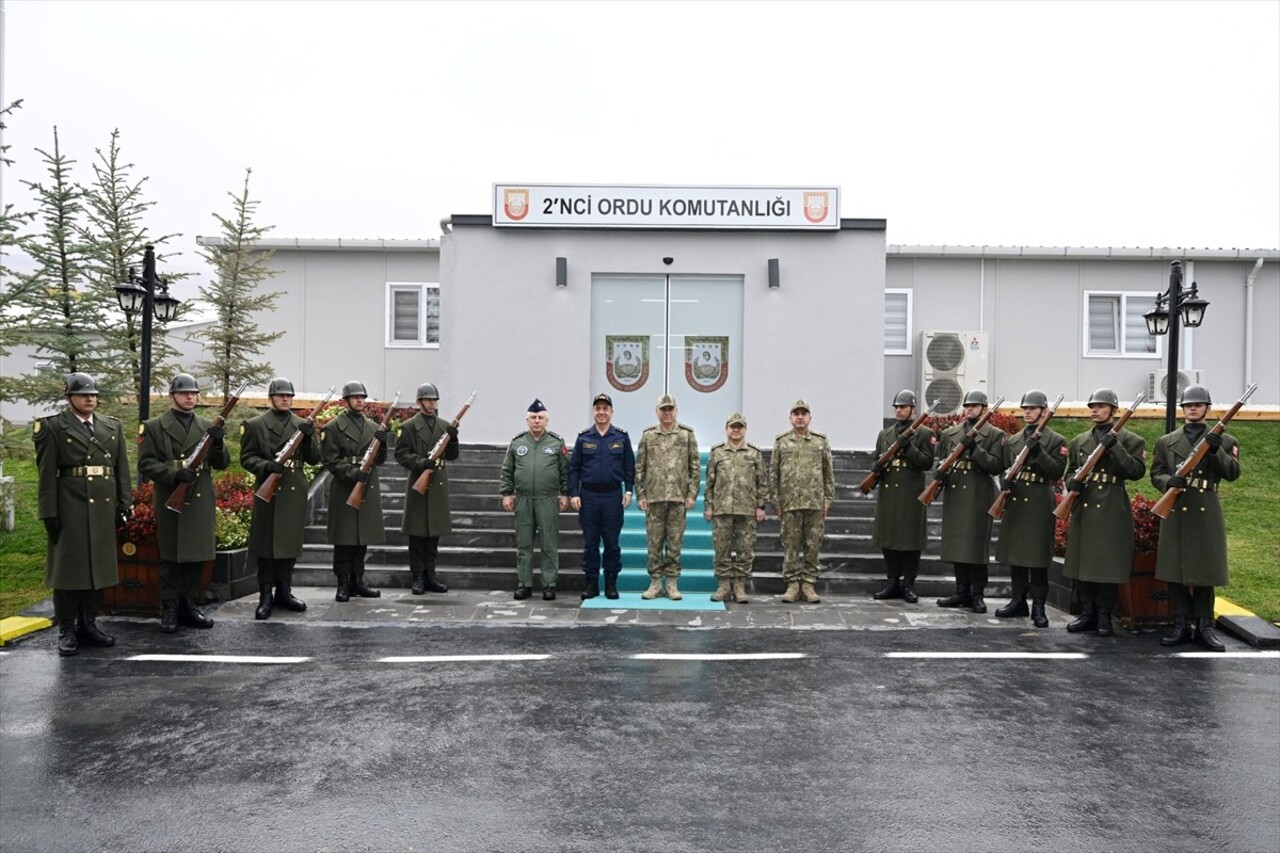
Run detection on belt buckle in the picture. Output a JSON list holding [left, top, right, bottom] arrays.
[[85, 465, 105, 477]]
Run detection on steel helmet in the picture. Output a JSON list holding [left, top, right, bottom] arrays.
[[169, 373, 199, 394], [416, 383, 440, 401], [268, 377, 296, 396], [1020, 390, 1049, 408], [63, 372, 99, 396], [1087, 388, 1120, 407], [1180, 385, 1212, 406], [341, 381, 368, 399], [961, 389, 989, 407], [892, 389, 917, 407]]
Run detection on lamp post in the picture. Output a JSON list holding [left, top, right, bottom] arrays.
[[115, 244, 180, 423], [1144, 260, 1209, 434]]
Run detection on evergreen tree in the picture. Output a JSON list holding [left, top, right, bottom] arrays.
[[193, 168, 283, 399], [0, 101, 36, 438]]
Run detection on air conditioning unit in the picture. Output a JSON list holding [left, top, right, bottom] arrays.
[[1149, 368, 1205, 404], [919, 330, 990, 414]]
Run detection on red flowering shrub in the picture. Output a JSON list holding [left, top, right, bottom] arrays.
[[118, 481, 157, 544], [116, 471, 258, 548], [925, 410, 1021, 436], [214, 471, 254, 513]]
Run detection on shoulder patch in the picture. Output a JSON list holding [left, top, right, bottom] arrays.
[[138, 424, 146, 436], [32, 419, 45, 441], [240, 424, 247, 435]]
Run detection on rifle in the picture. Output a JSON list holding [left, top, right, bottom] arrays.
[[988, 393, 1065, 519], [346, 392, 401, 510], [918, 396, 1006, 506], [859, 399, 942, 495], [1053, 391, 1147, 521], [1149, 383, 1256, 519], [254, 386, 337, 504], [165, 382, 248, 513], [411, 391, 478, 495]]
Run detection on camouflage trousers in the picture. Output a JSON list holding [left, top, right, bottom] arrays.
[[711, 515, 757, 579], [780, 509, 825, 583], [645, 500, 687, 577]]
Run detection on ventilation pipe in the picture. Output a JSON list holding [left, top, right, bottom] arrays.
[[1244, 257, 1264, 388]]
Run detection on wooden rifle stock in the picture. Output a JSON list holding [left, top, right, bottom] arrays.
[[988, 393, 1065, 519], [412, 391, 478, 495], [1149, 383, 1256, 519], [917, 396, 1006, 506], [1053, 391, 1147, 521], [255, 386, 337, 504], [859, 400, 942, 495], [165, 382, 248, 513], [345, 392, 402, 510]]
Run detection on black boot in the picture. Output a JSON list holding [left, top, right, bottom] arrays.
[[57, 624, 79, 657], [411, 573, 427, 595], [996, 595, 1029, 618], [543, 587, 556, 601], [1066, 604, 1097, 633], [971, 587, 987, 614], [177, 598, 214, 629], [160, 600, 179, 634], [335, 576, 351, 602], [604, 574, 619, 599], [76, 614, 116, 647], [422, 566, 449, 594], [581, 576, 600, 600], [902, 579, 919, 604], [350, 572, 381, 598], [873, 579, 904, 600], [514, 586, 532, 600], [1095, 609, 1114, 637], [274, 584, 307, 612], [937, 583, 971, 608], [1031, 599, 1049, 628], [1161, 614, 1193, 647], [255, 584, 274, 620], [1195, 617, 1226, 652]]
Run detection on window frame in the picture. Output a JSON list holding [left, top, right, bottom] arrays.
[[385, 281, 440, 348], [884, 288, 912, 355], [1082, 290, 1162, 359]]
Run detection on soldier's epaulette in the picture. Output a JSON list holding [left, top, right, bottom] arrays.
[[746, 442, 762, 452], [775, 431, 791, 441], [32, 416, 50, 442], [678, 424, 693, 432], [615, 426, 628, 435], [810, 430, 828, 439], [642, 425, 659, 434], [579, 426, 594, 435], [548, 431, 563, 441], [711, 440, 728, 450], [512, 430, 529, 441]]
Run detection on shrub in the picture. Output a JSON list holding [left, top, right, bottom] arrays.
[[1051, 490, 1160, 557], [117, 471, 257, 549]]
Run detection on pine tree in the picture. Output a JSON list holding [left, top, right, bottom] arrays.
[[0, 101, 36, 438], [193, 168, 283, 399]]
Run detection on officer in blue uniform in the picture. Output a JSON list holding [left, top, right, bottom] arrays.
[[568, 392, 635, 600]]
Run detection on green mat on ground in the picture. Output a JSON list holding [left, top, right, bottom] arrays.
[[579, 592, 726, 611]]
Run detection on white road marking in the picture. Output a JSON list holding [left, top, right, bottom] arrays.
[[126, 654, 311, 664], [377, 654, 551, 663], [631, 653, 808, 661], [884, 652, 1088, 660], [1175, 651, 1280, 659]]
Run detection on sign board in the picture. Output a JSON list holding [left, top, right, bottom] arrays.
[[494, 184, 840, 230]]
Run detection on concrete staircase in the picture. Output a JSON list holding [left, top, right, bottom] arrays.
[[294, 443, 1010, 598]]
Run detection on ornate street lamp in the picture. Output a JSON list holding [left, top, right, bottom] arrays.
[[115, 244, 180, 422], [1144, 260, 1210, 433]]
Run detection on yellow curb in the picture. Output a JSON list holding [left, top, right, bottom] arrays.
[[1215, 597, 1256, 619], [0, 616, 54, 645]]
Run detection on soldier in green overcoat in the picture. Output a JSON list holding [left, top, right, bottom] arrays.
[[500, 399, 568, 600], [870, 390, 936, 605], [1150, 385, 1241, 651], [137, 374, 229, 633], [240, 378, 322, 620], [35, 373, 133, 655], [703, 412, 768, 604], [993, 390, 1068, 628], [933, 389, 1005, 614], [634, 393, 701, 601], [770, 399, 835, 604], [322, 381, 389, 601], [395, 382, 459, 595], [1062, 388, 1147, 637]]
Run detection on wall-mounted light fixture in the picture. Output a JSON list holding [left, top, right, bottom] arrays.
[[555, 257, 567, 288], [768, 258, 780, 289]]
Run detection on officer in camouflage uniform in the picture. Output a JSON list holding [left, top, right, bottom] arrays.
[[703, 412, 768, 603], [1062, 387, 1147, 637], [1151, 384, 1240, 652], [500, 399, 568, 600], [35, 373, 133, 656], [770, 399, 835, 604], [322, 381, 389, 602], [395, 383, 458, 596], [993, 390, 1068, 628], [869, 389, 936, 604], [933, 389, 1005, 614], [635, 393, 700, 601], [137, 373, 228, 633], [239, 377, 321, 620]]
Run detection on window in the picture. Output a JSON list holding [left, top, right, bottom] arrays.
[[885, 289, 912, 354], [1083, 292, 1160, 358], [386, 282, 440, 347]]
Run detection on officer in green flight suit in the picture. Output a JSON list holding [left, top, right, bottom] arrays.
[[500, 399, 568, 600]]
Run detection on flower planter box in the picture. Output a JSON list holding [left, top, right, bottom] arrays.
[[206, 548, 255, 603], [103, 540, 213, 616], [1116, 551, 1172, 630]]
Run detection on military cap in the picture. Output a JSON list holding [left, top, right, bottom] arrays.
[[592, 392, 613, 407], [726, 412, 747, 427], [656, 393, 677, 409], [528, 398, 547, 413], [790, 399, 810, 413]]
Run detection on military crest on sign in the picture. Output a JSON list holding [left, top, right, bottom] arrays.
[[605, 335, 650, 393], [803, 191, 830, 224], [685, 336, 728, 393], [503, 188, 530, 221]]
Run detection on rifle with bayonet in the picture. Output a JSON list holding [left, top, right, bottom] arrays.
[[411, 391, 478, 495], [859, 399, 942, 495], [918, 396, 1006, 506], [1053, 391, 1146, 521], [165, 382, 248, 513], [988, 393, 1065, 519], [345, 392, 401, 510], [254, 386, 337, 504], [1149, 383, 1256, 519]]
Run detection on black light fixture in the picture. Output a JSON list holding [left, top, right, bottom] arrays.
[[115, 244, 180, 422], [555, 257, 567, 288], [1144, 260, 1211, 433], [768, 258, 780, 289]]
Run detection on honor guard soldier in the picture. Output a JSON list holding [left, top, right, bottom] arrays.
[[993, 390, 1068, 627], [240, 378, 321, 620], [35, 373, 132, 655], [322, 381, 388, 601], [703, 412, 768, 603], [500, 399, 568, 600], [1151, 385, 1240, 651], [870, 390, 936, 604], [770, 399, 835, 604], [137, 373, 228, 633], [568, 392, 635, 600], [1062, 388, 1147, 637], [395, 382, 458, 595], [634, 393, 700, 601]]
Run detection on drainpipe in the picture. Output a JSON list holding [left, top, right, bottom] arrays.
[[1244, 257, 1264, 387], [439, 216, 453, 235]]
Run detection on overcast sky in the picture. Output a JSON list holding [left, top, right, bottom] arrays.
[[2, 0, 1277, 290]]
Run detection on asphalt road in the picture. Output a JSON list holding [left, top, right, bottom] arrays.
[[2, 621, 1277, 853]]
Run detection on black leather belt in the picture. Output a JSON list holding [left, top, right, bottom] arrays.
[[58, 466, 109, 477]]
